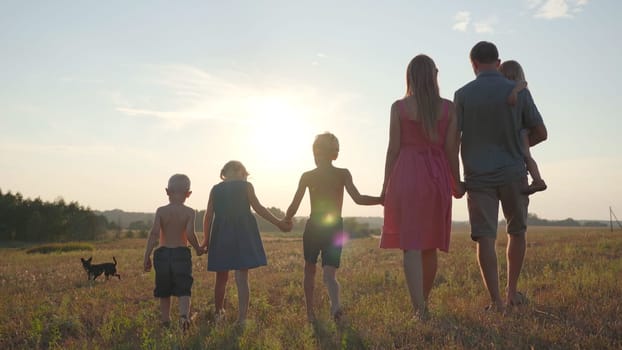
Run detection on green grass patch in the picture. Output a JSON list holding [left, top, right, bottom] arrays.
[[26, 242, 94, 254]]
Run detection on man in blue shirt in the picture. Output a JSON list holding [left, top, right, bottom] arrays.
[[447, 41, 547, 311]]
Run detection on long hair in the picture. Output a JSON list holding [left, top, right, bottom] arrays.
[[406, 54, 441, 141]]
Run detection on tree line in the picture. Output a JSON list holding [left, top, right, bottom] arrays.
[[0, 190, 109, 242]]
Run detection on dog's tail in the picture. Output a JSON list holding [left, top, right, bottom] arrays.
[[113, 256, 117, 266]]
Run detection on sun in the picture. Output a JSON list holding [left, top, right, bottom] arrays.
[[245, 95, 314, 168]]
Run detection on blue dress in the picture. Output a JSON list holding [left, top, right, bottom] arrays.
[[207, 180, 267, 271]]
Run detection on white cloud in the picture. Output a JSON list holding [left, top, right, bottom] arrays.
[[531, 0, 590, 19], [114, 64, 358, 130], [452, 11, 471, 32], [474, 16, 498, 33]]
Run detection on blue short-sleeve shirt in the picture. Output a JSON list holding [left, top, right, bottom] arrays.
[[454, 70, 544, 188]]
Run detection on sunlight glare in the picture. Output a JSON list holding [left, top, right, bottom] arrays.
[[246, 95, 313, 169]]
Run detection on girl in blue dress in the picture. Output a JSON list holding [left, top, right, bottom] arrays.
[[201, 160, 287, 324]]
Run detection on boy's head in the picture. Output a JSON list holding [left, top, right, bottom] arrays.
[[499, 60, 525, 81], [313, 132, 339, 163], [220, 160, 249, 180], [166, 174, 191, 202]]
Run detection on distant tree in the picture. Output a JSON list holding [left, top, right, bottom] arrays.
[[582, 221, 607, 227], [129, 220, 149, 231], [0, 189, 108, 242]]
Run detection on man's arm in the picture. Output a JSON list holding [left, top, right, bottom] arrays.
[[344, 169, 382, 205], [444, 101, 465, 198], [143, 208, 161, 272], [528, 123, 547, 147], [520, 89, 547, 147]]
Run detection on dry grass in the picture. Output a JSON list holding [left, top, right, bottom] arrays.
[[0, 227, 620, 349]]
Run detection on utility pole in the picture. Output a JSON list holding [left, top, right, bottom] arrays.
[[611, 207, 622, 231]]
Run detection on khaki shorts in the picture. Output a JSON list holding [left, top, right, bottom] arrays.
[[467, 177, 529, 240]]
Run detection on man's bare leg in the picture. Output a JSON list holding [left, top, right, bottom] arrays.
[[506, 234, 526, 305], [476, 237, 504, 310]]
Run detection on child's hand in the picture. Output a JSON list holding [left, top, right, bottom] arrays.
[[507, 80, 527, 106], [144, 256, 152, 272], [280, 219, 293, 232], [200, 243, 209, 253], [194, 247, 204, 256], [516, 80, 528, 90]]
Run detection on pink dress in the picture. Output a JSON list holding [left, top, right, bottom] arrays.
[[381, 99, 452, 252]]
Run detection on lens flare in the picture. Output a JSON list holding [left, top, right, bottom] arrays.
[[322, 214, 337, 226], [332, 231, 349, 247]]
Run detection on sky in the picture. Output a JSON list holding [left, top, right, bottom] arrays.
[[1, 0, 620, 221]]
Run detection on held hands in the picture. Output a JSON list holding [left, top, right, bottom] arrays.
[[279, 218, 293, 233], [194, 246, 206, 256], [453, 181, 466, 199], [197, 243, 208, 256]]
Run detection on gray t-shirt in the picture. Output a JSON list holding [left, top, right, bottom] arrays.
[[454, 70, 544, 188]]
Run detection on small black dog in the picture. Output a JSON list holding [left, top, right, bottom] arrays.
[[80, 256, 121, 281]]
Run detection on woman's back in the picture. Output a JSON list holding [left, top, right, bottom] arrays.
[[398, 98, 450, 149]]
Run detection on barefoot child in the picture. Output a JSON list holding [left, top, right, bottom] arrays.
[[143, 174, 204, 331], [202, 161, 288, 325], [283, 132, 382, 322], [501, 60, 547, 195]]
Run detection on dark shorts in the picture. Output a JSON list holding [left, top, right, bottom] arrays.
[[467, 176, 529, 241], [153, 247, 193, 298], [303, 218, 344, 268]]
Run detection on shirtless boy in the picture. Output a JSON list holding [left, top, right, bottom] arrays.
[[283, 132, 382, 321], [143, 174, 204, 330]]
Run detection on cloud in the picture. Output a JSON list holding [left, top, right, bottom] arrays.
[[474, 16, 498, 33], [113, 64, 358, 130], [531, 0, 589, 19], [452, 11, 471, 32]]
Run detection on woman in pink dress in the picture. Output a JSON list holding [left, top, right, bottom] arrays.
[[381, 54, 461, 317]]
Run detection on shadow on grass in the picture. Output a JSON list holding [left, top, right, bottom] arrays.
[[433, 305, 566, 349], [312, 316, 367, 350]]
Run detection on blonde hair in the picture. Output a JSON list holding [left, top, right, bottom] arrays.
[[406, 54, 441, 141], [313, 132, 339, 160], [167, 174, 191, 194], [220, 160, 249, 180], [499, 60, 525, 81]]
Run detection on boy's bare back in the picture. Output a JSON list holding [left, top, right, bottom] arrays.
[[303, 166, 347, 219], [154, 203, 196, 248]]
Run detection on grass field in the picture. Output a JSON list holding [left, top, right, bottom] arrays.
[[0, 227, 620, 349]]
